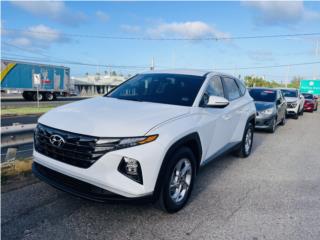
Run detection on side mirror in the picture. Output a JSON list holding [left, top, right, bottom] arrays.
[[206, 96, 229, 108], [276, 99, 281, 105]]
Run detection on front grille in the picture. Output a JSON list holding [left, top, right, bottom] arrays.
[[34, 124, 107, 168], [287, 102, 297, 108]]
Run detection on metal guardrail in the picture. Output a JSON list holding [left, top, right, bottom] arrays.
[[1, 124, 36, 148]]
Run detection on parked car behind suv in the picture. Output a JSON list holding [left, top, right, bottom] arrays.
[[33, 70, 256, 213], [302, 93, 318, 112], [280, 88, 305, 119], [249, 88, 287, 133]]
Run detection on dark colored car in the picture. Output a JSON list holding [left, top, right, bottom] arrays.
[[249, 88, 287, 133], [302, 93, 318, 112]]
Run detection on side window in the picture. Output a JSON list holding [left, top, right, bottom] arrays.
[[235, 78, 246, 96], [222, 77, 241, 101], [206, 76, 225, 97]]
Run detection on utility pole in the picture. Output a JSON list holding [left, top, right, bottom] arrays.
[[150, 57, 155, 71], [315, 40, 319, 80]]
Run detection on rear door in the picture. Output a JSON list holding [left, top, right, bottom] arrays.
[[220, 76, 243, 143]]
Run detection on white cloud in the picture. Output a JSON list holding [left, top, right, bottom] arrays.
[[25, 25, 62, 42], [120, 24, 141, 33], [96, 11, 109, 22], [11, 37, 31, 47], [243, 1, 320, 26], [5, 24, 68, 49], [10, 1, 87, 27], [10, 1, 65, 17], [147, 21, 230, 40]]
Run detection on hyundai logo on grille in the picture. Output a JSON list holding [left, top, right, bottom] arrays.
[[49, 134, 65, 147]]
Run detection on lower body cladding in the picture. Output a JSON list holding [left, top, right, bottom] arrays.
[[32, 140, 166, 202]]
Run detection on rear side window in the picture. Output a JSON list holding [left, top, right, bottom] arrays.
[[222, 77, 241, 101], [235, 79, 246, 96]]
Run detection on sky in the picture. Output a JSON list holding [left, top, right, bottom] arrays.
[[1, 1, 320, 83]]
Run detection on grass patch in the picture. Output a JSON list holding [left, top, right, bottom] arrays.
[[1, 106, 55, 116]]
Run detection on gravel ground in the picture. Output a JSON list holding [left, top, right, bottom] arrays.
[[2, 111, 320, 240]]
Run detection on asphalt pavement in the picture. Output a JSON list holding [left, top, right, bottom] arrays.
[[1, 111, 320, 240]]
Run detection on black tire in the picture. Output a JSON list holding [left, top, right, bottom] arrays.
[[293, 113, 299, 120], [22, 91, 33, 101], [22, 92, 29, 100], [32, 92, 43, 101], [157, 147, 196, 213], [300, 108, 304, 116], [279, 115, 286, 126], [44, 92, 54, 101], [267, 118, 277, 133], [234, 122, 254, 158]]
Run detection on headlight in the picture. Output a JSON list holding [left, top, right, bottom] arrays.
[[259, 107, 274, 115], [95, 135, 158, 152]]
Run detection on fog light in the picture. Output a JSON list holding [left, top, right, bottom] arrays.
[[118, 157, 143, 184]]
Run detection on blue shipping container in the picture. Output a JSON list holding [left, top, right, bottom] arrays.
[[1, 59, 72, 92]]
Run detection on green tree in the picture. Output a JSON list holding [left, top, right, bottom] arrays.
[[287, 76, 304, 88]]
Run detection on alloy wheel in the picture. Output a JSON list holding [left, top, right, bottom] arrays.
[[244, 127, 252, 154], [169, 158, 192, 204]]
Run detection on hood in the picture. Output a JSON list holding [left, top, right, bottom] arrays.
[[284, 97, 298, 103], [38, 97, 190, 137], [254, 101, 275, 111]]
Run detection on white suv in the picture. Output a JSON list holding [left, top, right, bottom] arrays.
[[280, 88, 305, 119], [33, 70, 256, 213]]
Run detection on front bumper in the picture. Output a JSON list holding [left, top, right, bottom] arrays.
[[255, 114, 275, 129], [304, 104, 314, 112], [286, 105, 299, 115], [32, 162, 152, 202], [33, 139, 166, 198]]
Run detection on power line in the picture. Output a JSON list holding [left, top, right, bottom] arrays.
[[2, 28, 320, 41], [2, 55, 151, 70], [2, 54, 320, 71]]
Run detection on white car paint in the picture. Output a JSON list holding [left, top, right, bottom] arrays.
[[33, 71, 256, 199], [282, 89, 305, 115]]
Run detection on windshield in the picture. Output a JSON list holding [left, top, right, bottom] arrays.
[[281, 89, 298, 98], [302, 93, 313, 99], [107, 73, 205, 106], [249, 89, 276, 102]]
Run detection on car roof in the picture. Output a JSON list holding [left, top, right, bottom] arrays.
[[249, 87, 278, 91], [142, 69, 210, 77]]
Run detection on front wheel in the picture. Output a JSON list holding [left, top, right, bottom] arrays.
[[267, 118, 277, 133], [157, 147, 196, 213], [234, 122, 254, 158]]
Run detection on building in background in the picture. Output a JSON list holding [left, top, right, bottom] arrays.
[[72, 73, 126, 96]]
